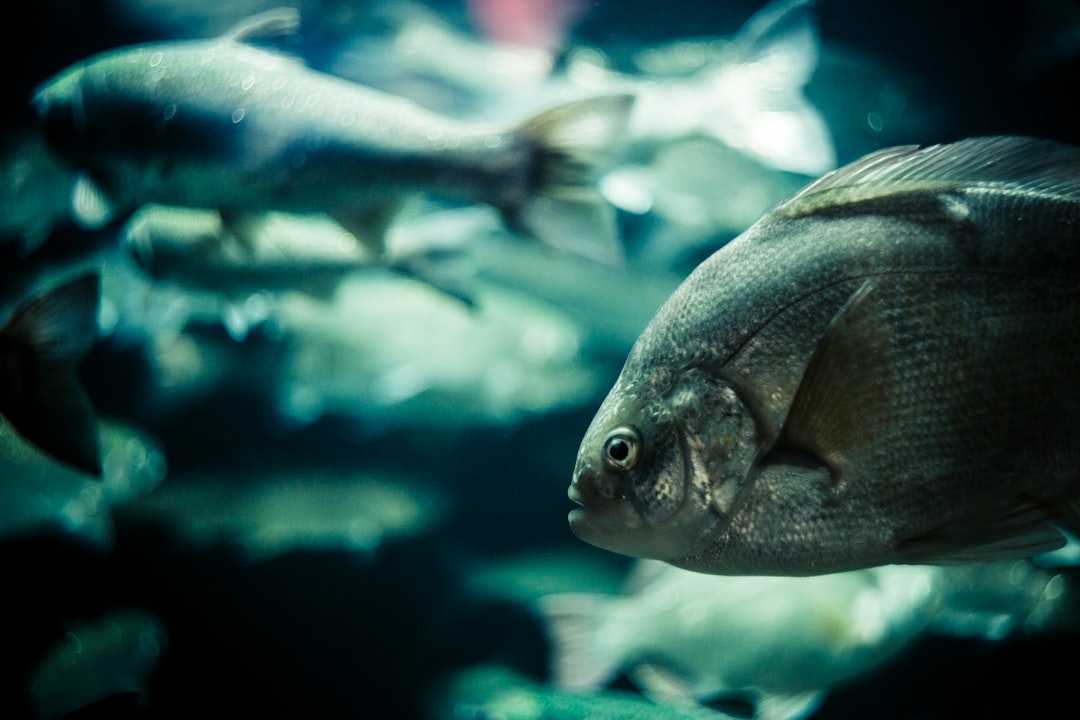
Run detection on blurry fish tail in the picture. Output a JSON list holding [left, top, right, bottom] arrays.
[[535, 592, 625, 691], [505, 94, 634, 266], [0, 274, 102, 477]]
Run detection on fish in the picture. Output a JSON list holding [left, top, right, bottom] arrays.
[[116, 467, 445, 562], [0, 416, 166, 547], [568, 135, 1080, 575], [537, 558, 1070, 720], [122, 202, 475, 306], [0, 273, 103, 476], [27, 608, 166, 720], [265, 271, 601, 430], [32, 7, 633, 266], [0, 129, 76, 255]]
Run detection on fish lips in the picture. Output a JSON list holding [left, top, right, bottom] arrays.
[[566, 466, 651, 556]]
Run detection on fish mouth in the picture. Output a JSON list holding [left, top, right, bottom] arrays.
[[566, 480, 589, 527]]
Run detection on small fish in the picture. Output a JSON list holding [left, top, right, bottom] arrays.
[[28, 609, 166, 720], [0, 273, 102, 476], [0, 417, 166, 546], [538, 559, 1069, 720], [32, 8, 632, 266], [568, 135, 1080, 575], [123, 203, 477, 307], [116, 468, 445, 562]]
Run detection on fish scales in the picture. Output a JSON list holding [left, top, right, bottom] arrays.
[[569, 136, 1080, 575]]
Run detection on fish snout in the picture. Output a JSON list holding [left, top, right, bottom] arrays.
[[568, 461, 615, 511]]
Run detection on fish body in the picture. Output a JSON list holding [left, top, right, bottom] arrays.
[[32, 9, 631, 265], [569, 135, 1080, 575], [538, 558, 1069, 720]]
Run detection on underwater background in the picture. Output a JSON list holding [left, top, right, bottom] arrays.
[[4, 1, 1080, 718]]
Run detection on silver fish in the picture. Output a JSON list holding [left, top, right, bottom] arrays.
[[568, 135, 1080, 575], [538, 558, 1069, 719], [32, 8, 633, 266]]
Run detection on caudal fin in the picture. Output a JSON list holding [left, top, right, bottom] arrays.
[[509, 94, 634, 266], [0, 274, 102, 477], [535, 591, 626, 691]]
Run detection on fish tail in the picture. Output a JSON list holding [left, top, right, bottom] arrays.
[[506, 93, 634, 266], [0, 274, 103, 477], [535, 592, 626, 691]]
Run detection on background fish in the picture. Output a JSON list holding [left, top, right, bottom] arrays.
[[538, 558, 1071, 720], [27, 609, 166, 720], [569, 135, 1080, 575], [32, 8, 633, 266], [0, 274, 103, 476]]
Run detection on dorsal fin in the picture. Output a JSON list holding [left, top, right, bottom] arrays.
[[773, 135, 1080, 219], [222, 7, 301, 44]]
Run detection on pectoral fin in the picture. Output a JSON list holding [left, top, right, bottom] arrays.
[[780, 279, 889, 469], [70, 174, 116, 230]]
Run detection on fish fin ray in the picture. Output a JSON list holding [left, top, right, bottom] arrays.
[[71, 174, 115, 230], [781, 279, 886, 466], [896, 502, 1067, 564], [776, 135, 1080, 218], [535, 592, 623, 691], [629, 661, 699, 704], [334, 201, 404, 261], [753, 690, 825, 720], [222, 7, 301, 44], [1, 274, 102, 476], [510, 94, 634, 267]]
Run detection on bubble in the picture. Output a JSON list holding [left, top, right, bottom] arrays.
[[231, 108, 246, 123], [867, 112, 884, 132], [149, 51, 163, 68]]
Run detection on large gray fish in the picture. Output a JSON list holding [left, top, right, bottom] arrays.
[[568, 135, 1080, 575], [31, 8, 632, 266]]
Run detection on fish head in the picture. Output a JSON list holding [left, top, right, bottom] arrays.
[[568, 366, 758, 563]]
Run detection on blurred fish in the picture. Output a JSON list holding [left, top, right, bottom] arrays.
[[32, 8, 634, 266], [0, 129, 76, 254], [266, 271, 601, 429], [604, 0, 834, 177], [428, 663, 727, 720], [117, 468, 445, 562], [0, 417, 166, 547], [123, 202, 477, 307], [538, 559, 1070, 720], [569, 135, 1080, 575], [27, 608, 166, 720], [570, 0, 836, 257], [0, 273, 103, 476]]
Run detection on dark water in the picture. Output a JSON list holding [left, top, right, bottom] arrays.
[[4, 1, 1080, 718]]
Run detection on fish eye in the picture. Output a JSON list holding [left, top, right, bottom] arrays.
[[602, 427, 641, 471]]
